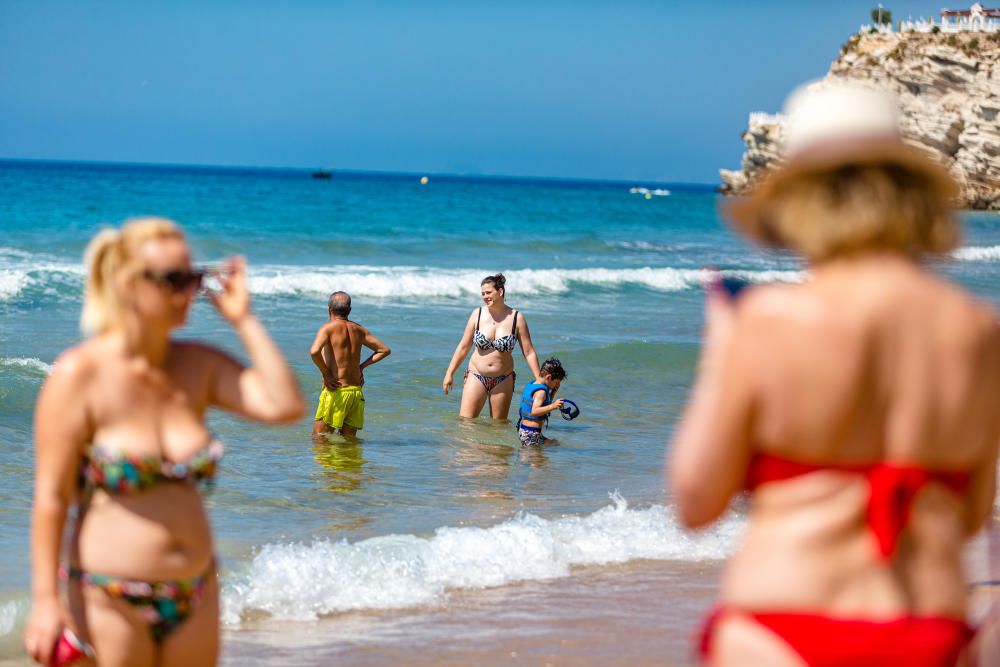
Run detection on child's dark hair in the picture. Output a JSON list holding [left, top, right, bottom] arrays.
[[540, 358, 566, 380], [481, 273, 506, 293]]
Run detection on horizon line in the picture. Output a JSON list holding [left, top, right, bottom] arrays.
[[0, 156, 721, 190]]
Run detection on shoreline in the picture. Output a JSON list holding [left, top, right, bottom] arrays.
[[221, 558, 721, 667], [1, 537, 997, 666]]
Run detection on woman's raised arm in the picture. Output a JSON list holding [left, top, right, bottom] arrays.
[[204, 257, 304, 423]]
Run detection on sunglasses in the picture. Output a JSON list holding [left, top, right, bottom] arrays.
[[142, 268, 206, 292]]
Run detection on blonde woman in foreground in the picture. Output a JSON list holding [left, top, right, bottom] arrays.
[[23, 218, 304, 666], [671, 83, 1000, 666]]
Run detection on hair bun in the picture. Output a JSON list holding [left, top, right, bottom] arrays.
[[480, 273, 507, 292]]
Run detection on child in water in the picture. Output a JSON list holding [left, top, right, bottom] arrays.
[[517, 358, 567, 446]]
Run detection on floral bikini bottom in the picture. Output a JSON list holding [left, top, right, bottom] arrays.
[[518, 424, 546, 447], [63, 561, 214, 644]]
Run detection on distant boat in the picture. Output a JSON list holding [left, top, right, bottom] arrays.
[[311, 169, 332, 180]]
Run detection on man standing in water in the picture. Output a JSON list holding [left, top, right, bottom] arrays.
[[310, 291, 391, 437]]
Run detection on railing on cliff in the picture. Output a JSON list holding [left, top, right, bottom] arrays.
[[859, 17, 1000, 34]]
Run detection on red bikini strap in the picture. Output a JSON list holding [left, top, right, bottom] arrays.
[[746, 454, 868, 490], [866, 465, 971, 559], [866, 466, 929, 559]]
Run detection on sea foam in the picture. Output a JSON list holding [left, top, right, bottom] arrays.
[[0, 259, 84, 302], [0, 270, 29, 302], [0, 253, 803, 302], [5, 242, 997, 306], [952, 245, 1000, 262], [247, 265, 803, 299], [0, 357, 54, 374], [221, 493, 742, 624], [0, 599, 27, 640], [0, 241, 996, 305]]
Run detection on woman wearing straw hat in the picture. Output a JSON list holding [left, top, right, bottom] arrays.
[[670, 82, 1000, 666]]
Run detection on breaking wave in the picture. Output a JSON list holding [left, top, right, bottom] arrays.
[[1, 240, 998, 305], [952, 245, 1000, 262], [221, 492, 742, 624], [246, 265, 803, 298], [0, 357, 53, 374]]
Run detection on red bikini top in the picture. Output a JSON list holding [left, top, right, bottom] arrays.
[[747, 453, 971, 559]]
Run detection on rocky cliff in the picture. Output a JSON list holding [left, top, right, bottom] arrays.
[[720, 31, 1000, 209]]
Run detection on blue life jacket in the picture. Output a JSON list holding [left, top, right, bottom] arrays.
[[518, 381, 551, 426]]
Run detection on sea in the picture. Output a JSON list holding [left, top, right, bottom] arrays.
[[1, 160, 999, 665]]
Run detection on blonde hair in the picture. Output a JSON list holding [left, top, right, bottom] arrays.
[[81, 217, 185, 335], [732, 163, 960, 262]]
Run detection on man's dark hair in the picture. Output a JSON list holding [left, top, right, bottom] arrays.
[[540, 358, 566, 380], [328, 291, 352, 318]]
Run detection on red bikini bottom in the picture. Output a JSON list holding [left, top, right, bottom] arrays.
[[700, 607, 973, 666]]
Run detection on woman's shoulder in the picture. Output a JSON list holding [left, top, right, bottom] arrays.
[[925, 272, 998, 320], [875, 268, 999, 339], [49, 339, 99, 382], [733, 282, 810, 327], [935, 284, 1000, 350], [740, 280, 800, 307], [732, 280, 869, 351], [170, 339, 232, 363], [49, 339, 104, 384]]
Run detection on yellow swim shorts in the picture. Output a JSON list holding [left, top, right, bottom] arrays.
[[314, 385, 365, 430]]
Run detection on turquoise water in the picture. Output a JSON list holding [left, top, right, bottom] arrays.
[[1, 160, 998, 658]]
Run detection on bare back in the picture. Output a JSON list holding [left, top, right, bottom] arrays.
[[721, 256, 1000, 615], [319, 319, 367, 387], [743, 258, 1000, 467]]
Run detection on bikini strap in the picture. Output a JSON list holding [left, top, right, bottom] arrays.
[[475, 307, 481, 333], [512, 311, 518, 337]]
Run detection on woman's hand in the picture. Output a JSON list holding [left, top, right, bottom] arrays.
[[207, 256, 252, 326], [23, 596, 71, 666], [443, 374, 454, 395]]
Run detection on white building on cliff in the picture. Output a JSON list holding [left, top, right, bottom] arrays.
[[863, 3, 1000, 33]]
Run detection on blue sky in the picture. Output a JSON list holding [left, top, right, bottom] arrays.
[[0, 1, 949, 183]]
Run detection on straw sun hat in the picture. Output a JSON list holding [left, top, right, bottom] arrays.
[[728, 81, 958, 230]]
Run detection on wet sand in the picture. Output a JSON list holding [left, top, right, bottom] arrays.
[[223, 559, 722, 666]]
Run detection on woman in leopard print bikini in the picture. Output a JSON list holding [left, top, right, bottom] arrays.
[[443, 273, 543, 419]]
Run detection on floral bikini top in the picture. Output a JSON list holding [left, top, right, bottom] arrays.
[[473, 308, 518, 353], [78, 439, 224, 495]]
